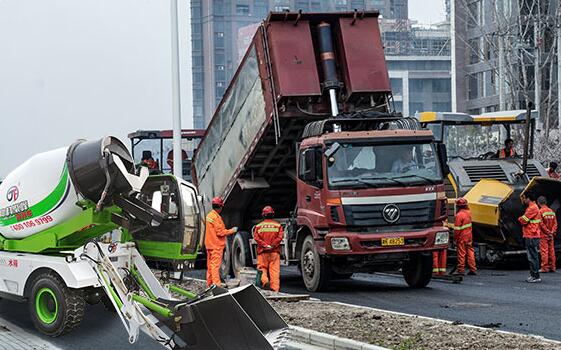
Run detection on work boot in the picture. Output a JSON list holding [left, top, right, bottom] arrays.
[[526, 276, 542, 283], [467, 270, 477, 276], [539, 269, 548, 273], [452, 271, 464, 276]]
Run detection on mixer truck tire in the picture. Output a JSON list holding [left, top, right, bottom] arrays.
[[232, 231, 252, 279], [402, 252, 433, 288], [29, 272, 85, 337], [300, 235, 331, 292]]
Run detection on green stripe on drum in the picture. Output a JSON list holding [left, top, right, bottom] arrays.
[[0, 165, 69, 227]]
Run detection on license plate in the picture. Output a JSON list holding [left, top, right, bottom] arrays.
[[381, 237, 405, 246]]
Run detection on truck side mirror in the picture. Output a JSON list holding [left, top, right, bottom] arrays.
[[303, 149, 317, 182], [437, 143, 450, 176]]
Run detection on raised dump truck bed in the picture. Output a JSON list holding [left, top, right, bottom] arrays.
[[193, 11, 391, 226]]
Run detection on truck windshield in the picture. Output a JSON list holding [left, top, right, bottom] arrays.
[[326, 143, 442, 188], [438, 124, 529, 160]]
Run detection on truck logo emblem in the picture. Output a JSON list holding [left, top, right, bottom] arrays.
[[382, 204, 400, 223], [6, 186, 19, 202]]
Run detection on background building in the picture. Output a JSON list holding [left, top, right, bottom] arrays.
[[191, 0, 450, 128]]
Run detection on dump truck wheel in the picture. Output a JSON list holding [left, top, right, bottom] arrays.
[[29, 272, 85, 337], [402, 252, 433, 288], [300, 236, 331, 292], [232, 231, 252, 279]]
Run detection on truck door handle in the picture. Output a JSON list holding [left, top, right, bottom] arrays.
[[305, 195, 311, 202]]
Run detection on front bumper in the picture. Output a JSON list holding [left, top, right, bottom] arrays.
[[323, 226, 449, 255]]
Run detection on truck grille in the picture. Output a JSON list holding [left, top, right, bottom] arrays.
[[464, 165, 508, 182], [343, 200, 436, 229]]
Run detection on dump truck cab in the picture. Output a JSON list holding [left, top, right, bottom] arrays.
[[417, 110, 561, 263]]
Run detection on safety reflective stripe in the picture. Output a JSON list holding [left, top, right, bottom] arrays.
[[529, 219, 541, 224], [521, 215, 530, 222], [542, 211, 556, 217], [454, 223, 472, 230], [258, 227, 281, 233], [206, 217, 215, 224]]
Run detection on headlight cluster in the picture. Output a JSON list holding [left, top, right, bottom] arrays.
[[331, 237, 350, 250], [435, 231, 449, 245]]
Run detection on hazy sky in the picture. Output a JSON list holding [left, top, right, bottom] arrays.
[[409, 0, 447, 24], [0, 0, 445, 179]]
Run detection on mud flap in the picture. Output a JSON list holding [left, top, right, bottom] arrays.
[[156, 284, 287, 350]]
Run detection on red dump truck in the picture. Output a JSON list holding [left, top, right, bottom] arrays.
[[192, 11, 450, 292]]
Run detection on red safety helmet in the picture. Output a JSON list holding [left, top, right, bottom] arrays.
[[456, 197, 468, 208], [211, 197, 224, 207], [262, 206, 275, 217]]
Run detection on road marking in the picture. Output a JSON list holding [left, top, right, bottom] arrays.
[[0, 316, 61, 350]]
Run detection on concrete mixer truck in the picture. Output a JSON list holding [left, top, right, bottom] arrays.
[[0, 136, 286, 349]]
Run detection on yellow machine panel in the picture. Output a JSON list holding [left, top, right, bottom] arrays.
[[464, 179, 513, 226]]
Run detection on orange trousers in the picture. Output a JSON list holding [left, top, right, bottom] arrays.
[[432, 249, 447, 275], [456, 239, 476, 273], [257, 252, 280, 292], [540, 236, 556, 272], [206, 248, 224, 287]]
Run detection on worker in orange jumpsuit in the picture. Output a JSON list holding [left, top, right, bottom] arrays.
[[432, 248, 447, 275], [453, 197, 477, 275], [497, 138, 517, 158], [253, 206, 283, 292], [518, 191, 542, 283], [547, 162, 560, 179], [537, 196, 557, 273], [205, 197, 237, 287]]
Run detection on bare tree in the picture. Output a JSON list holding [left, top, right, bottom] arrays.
[[455, 0, 561, 141]]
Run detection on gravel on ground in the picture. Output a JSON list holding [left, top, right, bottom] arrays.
[[174, 277, 560, 350]]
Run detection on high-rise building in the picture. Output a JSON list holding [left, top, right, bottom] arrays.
[[190, 0, 409, 128], [451, 0, 559, 118]]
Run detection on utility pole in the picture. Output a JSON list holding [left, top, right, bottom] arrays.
[[534, 20, 541, 121], [558, 26, 561, 128], [171, 0, 183, 178]]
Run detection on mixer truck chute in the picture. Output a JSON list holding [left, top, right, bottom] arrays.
[[0, 137, 287, 349]]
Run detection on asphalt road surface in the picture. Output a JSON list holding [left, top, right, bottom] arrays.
[[278, 266, 561, 341], [1, 266, 559, 350]]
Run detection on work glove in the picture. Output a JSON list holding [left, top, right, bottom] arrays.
[[231, 227, 238, 234]]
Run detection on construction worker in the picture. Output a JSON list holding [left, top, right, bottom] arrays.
[[432, 249, 447, 275], [253, 206, 283, 292], [205, 197, 237, 287], [518, 191, 542, 283], [497, 138, 517, 158], [139, 150, 159, 171], [538, 196, 557, 273], [453, 198, 477, 275], [547, 161, 560, 179]]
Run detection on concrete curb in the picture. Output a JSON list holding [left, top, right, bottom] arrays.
[[331, 301, 561, 345], [289, 325, 388, 350]]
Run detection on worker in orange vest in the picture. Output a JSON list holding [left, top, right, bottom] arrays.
[[547, 162, 560, 179], [205, 197, 237, 287], [537, 196, 557, 273], [453, 197, 477, 275], [432, 248, 447, 275], [518, 191, 542, 283], [497, 138, 516, 158], [253, 206, 283, 292]]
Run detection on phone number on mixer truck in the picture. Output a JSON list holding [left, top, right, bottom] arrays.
[[10, 215, 54, 232]]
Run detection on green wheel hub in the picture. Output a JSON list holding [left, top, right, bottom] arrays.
[[35, 288, 58, 324]]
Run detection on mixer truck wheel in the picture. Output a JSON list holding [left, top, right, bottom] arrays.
[[402, 252, 433, 288], [232, 231, 252, 279], [29, 272, 85, 337], [300, 236, 331, 292]]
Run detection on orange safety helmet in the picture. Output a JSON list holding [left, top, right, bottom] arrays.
[[456, 197, 468, 208], [211, 197, 225, 207], [262, 206, 275, 217]]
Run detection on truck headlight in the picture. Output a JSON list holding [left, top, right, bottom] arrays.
[[435, 231, 449, 245], [331, 237, 350, 250]]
